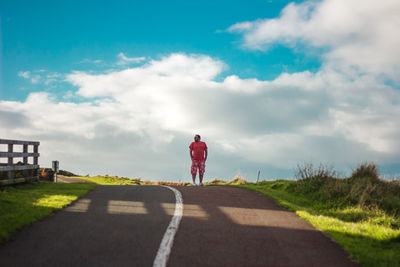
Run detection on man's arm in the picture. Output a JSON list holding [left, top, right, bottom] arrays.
[[190, 149, 193, 160], [204, 148, 208, 161]]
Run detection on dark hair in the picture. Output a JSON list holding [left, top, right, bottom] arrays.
[[195, 134, 201, 140]]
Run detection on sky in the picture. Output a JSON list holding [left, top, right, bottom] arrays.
[[1, 0, 400, 181]]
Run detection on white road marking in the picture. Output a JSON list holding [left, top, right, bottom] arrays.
[[153, 186, 183, 267]]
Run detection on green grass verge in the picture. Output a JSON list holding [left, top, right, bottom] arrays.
[[71, 175, 142, 185], [65, 175, 192, 186], [235, 181, 400, 267], [0, 181, 96, 244]]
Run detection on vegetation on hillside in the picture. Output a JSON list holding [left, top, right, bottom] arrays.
[[206, 176, 247, 185], [57, 169, 79, 177], [72, 175, 143, 185], [38, 168, 79, 177], [62, 175, 192, 186], [290, 162, 400, 215], [234, 162, 400, 267]]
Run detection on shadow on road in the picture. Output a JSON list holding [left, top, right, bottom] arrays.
[[0, 185, 361, 267]]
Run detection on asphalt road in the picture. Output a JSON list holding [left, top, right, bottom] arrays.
[[0, 185, 360, 267], [0, 185, 175, 267], [169, 186, 360, 267]]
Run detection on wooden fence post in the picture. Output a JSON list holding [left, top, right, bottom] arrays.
[[34, 144, 39, 177], [8, 144, 14, 180], [23, 144, 28, 176]]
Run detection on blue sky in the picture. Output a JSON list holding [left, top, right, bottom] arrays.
[[1, 0, 319, 100], [1, 0, 400, 181]]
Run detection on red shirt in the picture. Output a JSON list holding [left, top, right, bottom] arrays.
[[189, 141, 207, 161]]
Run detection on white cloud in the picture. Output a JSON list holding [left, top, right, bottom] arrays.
[[228, 0, 400, 82], [79, 58, 103, 64], [3, 51, 400, 179], [18, 70, 63, 85], [45, 72, 63, 85], [148, 53, 226, 80], [5, 0, 400, 179], [30, 75, 41, 84], [117, 52, 146, 65], [224, 0, 400, 165], [18, 71, 31, 79], [18, 70, 40, 84], [62, 90, 75, 100]]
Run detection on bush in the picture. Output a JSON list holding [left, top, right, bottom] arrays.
[[291, 163, 338, 194], [207, 178, 227, 185], [295, 162, 337, 180], [350, 162, 379, 182], [58, 170, 79, 177], [289, 162, 400, 215], [229, 176, 247, 185]]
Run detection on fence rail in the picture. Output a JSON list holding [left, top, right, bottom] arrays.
[[0, 138, 40, 186]]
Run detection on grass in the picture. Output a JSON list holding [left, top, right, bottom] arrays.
[[0, 181, 96, 244], [4, 163, 398, 265], [62, 175, 192, 186], [62, 174, 245, 186], [231, 163, 400, 267], [206, 176, 247, 185], [70, 175, 143, 185]]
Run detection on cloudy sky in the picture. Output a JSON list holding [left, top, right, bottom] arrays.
[[1, 0, 400, 181]]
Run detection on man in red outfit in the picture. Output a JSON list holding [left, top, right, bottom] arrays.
[[189, 134, 208, 186]]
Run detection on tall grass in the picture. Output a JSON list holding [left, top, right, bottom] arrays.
[[236, 162, 400, 267], [292, 162, 400, 215]]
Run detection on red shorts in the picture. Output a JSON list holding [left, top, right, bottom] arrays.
[[191, 160, 206, 175]]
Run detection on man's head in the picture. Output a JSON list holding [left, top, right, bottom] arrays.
[[194, 134, 201, 142]]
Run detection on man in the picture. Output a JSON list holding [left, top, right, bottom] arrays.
[[189, 134, 208, 186]]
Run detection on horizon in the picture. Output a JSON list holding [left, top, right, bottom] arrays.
[[1, 0, 400, 181]]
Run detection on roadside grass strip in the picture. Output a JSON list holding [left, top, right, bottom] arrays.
[[70, 175, 142, 185], [0, 181, 96, 244], [65, 175, 192, 186], [236, 182, 400, 267]]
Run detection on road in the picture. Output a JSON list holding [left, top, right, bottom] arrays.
[[0, 185, 360, 266]]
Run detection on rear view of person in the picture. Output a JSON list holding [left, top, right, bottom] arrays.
[[189, 134, 208, 186]]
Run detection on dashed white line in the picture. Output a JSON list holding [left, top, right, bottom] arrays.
[[153, 186, 183, 267]]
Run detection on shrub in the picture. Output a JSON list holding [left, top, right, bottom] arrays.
[[207, 178, 227, 185], [229, 176, 247, 185], [350, 162, 379, 182], [291, 163, 338, 194], [289, 162, 400, 215], [58, 170, 79, 177], [295, 162, 337, 180]]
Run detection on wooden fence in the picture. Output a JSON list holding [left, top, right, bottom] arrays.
[[0, 139, 40, 186]]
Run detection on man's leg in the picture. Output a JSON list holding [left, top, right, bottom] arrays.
[[191, 160, 197, 185], [199, 160, 205, 185]]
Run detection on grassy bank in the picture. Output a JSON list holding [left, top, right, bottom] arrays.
[[62, 175, 192, 186], [234, 163, 400, 267], [0, 181, 96, 244], [70, 175, 143, 185]]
